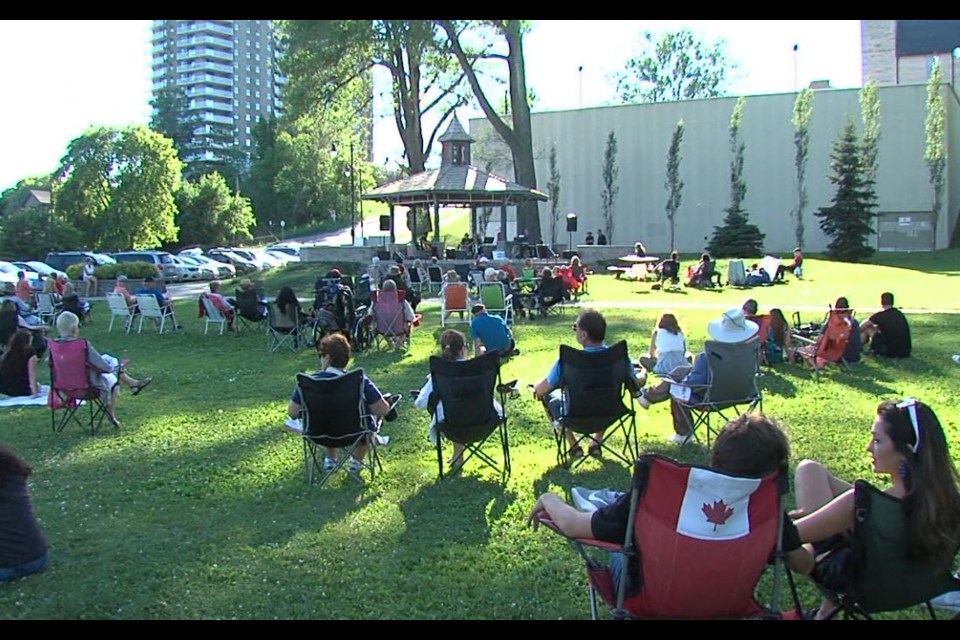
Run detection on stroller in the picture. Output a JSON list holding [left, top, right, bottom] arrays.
[[312, 276, 363, 350]]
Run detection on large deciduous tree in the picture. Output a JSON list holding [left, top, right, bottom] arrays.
[[815, 120, 877, 262], [55, 125, 183, 251], [792, 88, 814, 249], [613, 29, 733, 104], [707, 97, 764, 258], [664, 119, 685, 252], [925, 58, 946, 247], [176, 172, 255, 247], [149, 84, 201, 162], [439, 19, 542, 241]]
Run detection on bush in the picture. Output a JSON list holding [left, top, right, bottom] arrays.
[[66, 261, 160, 280]]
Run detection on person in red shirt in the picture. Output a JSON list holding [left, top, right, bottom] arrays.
[[14, 272, 33, 304], [498, 260, 516, 282]]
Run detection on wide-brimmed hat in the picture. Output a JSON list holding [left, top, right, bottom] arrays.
[[707, 308, 759, 343], [239, 278, 253, 289]]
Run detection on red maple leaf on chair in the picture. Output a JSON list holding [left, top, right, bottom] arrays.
[[702, 499, 734, 531]]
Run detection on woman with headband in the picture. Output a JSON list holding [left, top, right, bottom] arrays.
[[790, 399, 960, 619]]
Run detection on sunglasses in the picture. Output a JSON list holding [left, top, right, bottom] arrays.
[[571, 323, 579, 332], [896, 398, 921, 454]]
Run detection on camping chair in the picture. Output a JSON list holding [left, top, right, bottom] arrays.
[[666, 340, 762, 447], [479, 282, 513, 326], [36, 292, 61, 325], [536, 454, 801, 619], [105, 292, 136, 334], [794, 309, 851, 378], [47, 338, 113, 435], [535, 276, 568, 317], [654, 260, 681, 291], [440, 282, 470, 327], [554, 341, 639, 469], [370, 289, 415, 351], [296, 370, 400, 488], [469, 270, 486, 296], [689, 262, 723, 289], [809, 480, 960, 620], [199, 294, 229, 335], [426, 350, 513, 481], [234, 289, 267, 335], [267, 301, 305, 352], [136, 294, 176, 333], [427, 266, 444, 293], [408, 267, 425, 293]]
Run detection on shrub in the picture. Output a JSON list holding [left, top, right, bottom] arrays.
[[66, 261, 160, 280]]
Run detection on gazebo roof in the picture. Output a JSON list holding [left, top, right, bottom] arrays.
[[362, 164, 548, 207], [437, 115, 474, 143]]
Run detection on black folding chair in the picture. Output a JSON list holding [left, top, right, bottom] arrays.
[[426, 350, 514, 481], [555, 340, 639, 469]]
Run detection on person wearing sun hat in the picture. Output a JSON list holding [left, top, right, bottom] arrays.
[[636, 308, 760, 445]]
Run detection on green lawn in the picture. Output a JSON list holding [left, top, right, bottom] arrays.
[[1, 252, 958, 619]]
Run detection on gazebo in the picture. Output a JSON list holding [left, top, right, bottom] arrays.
[[362, 115, 548, 252]]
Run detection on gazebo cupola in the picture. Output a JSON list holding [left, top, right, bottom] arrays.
[[438, 114, 474, 167]]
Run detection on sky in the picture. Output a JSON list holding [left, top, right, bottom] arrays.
[[0, 20, 864, 192]]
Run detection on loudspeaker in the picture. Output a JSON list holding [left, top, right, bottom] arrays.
[[566, 213, 578, 232], [379, 215, 391, 232]]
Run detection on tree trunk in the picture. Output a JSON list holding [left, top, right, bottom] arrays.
[[504, 22, 541, 242]]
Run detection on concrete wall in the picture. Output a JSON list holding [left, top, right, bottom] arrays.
[[471, 83, 959, 253]]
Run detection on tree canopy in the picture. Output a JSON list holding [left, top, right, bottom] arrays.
[[613, 29, 733, 104], [176, 172, 255, 248]]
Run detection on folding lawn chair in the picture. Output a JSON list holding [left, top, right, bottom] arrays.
[[426, 350, 514, 481], [795, 309, 852, 378], [199, 294, 229, 335], [296, 370, 400, 488], [554, 341, 639, 469], [36, 292, 61, 326], [667, 340, 762, 447], [105, 292, 136, 334], [136, 294, 177, 333], [47, 338, 114, 435], [478, 282, 513, 325], [440, 282, 470, 327], [535, 276, 567, 318], [809, 480, 960, 620], [427, 266, 443, 294], [370, 289, 414, 351], [536, 454, 802, 619], [267, 301, 305, 352], [234, 289, 267, 335]]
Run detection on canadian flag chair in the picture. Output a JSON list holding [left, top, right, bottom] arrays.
[[538, 454, 800, 619]]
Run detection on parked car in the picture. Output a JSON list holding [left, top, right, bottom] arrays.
[[229, 248, 275, 270], [178, 250, 236, 279], [266, 243, 301, 258], [206, 249, 259, 275], [13, 260, 67, 281], [170, 255, 205, 281], [176, 255, 218, 280], [111, 250, 180, 282], [44, 251, 116, 273], [265, 249, 299, 264], [0, 261, 41, 288]]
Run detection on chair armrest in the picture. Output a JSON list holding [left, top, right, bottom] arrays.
[[536, 513, 622, 551]]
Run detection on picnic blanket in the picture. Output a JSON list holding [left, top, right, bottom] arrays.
[[0, 385, 50, 407]]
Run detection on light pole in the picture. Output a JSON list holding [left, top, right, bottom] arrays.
[[330, 143, 357, 246], [280, 220, 285, 242], [793, 44, 799, 92], [578, 65, 583, 108]]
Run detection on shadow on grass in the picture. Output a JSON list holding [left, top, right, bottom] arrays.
[[400, 476, 513, 546]]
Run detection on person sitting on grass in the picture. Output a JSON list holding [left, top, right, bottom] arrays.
[[860, 291, 911, 358], [287, 333, 396, 477], [686, 253, 718, 288], [833, 297, 861, 364], [470, 303, 519, 358], [637, 312, 690, 379], [415, 329, 504, 475], [774, 247, 803, 281], [0, 445, 48, 582], [53, 311, 153, 429], [0, 330, 43, 398], [527, 413, 814, 595], [533, 309, 642, 460]]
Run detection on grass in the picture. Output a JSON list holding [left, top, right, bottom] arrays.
[[1, 251, 959, 619]]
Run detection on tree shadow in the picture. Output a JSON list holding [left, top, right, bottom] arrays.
[[400, 476, 514, 546]]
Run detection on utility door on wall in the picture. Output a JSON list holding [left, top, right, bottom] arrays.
[[877, 212, 935, 252]]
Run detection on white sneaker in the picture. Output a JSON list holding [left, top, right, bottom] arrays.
[[550, 420, 562, 432], [347, 458, 364, 475], [952, 355, 960, 365], [636, 393, 651, 410], [322, 457, 337, 473], [669, 433, 691, 446]]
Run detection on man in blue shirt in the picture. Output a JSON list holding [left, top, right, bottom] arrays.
[[470, 304, 518, 358], [637, 308, 759, 445], [534, 308, 639, 459], [135, 276, 180, 330]]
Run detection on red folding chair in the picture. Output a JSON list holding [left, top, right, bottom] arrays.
[[796, 310, 852, 377], [537, 454, 800, 619], [47, 338, 114, 435], [370, 290, 418, 351]]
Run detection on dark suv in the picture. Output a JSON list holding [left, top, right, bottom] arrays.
[[111, 250, 180, 282], [45, 251, 116, 273]]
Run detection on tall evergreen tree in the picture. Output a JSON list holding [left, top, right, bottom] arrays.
[[815, 120, 877, 262], [791, 88, 814, 249], [706, 97, 764, 258], [925, 58, 946, 247], [600, 131, 619, 242], [664, 119, 684, 251]]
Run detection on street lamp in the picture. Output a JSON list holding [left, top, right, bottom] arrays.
[[280, 219, 285, 242], [330, 142, 357, 246]]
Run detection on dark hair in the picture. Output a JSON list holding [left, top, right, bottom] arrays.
[[768, 308, 788, 347], [876, 400, 960, 569], [670, 250, 679, 261], [576, 309, 606, 343], [657, 313, 681, 335], [0, 444, 32, 486], [834, 296, 850, 311], [711, 414, 789, 478], [471, 304, 486, 315], [0, 330, 35, 385], [275, 286, 300, 315], [881, 291, 894, 306], [634, 242, 646, 256], [440, 329, 466, 361], [742, 298, 758, 315], [701, 253, 711, 263], [318, 333, 351, 369], [541, 267, 553, 279]]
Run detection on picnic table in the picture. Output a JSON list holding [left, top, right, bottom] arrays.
[[607, 255, 660, 280]]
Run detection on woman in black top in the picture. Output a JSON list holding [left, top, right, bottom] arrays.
[[0, 445, 48, 581], [0, 330, 39, 397]]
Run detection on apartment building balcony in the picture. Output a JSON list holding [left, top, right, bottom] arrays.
[[180, 48, 234, 65], [187, 86, 233, 101], [176, 21, 233, 38], [179, 73, 233, 88]]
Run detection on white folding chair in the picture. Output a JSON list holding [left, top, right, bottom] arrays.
[[200, 294, 229, 335], [136, 294, 176, 333], [106, 292, 136, 334], [36, 292, 60, 326]]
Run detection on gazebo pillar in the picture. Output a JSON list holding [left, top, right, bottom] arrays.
[[500, 204, 508, 245], [433, 197, 441, 242], [411, 205, 418, 249], [471, 205, 477, 237]]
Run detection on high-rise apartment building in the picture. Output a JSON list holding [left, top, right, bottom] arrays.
[[150, 19, 284, 165]]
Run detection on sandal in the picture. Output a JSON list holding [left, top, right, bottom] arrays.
[[567, 445, 584, 460], [588, 442, 603, 458], [131, 376, 153, 396]]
